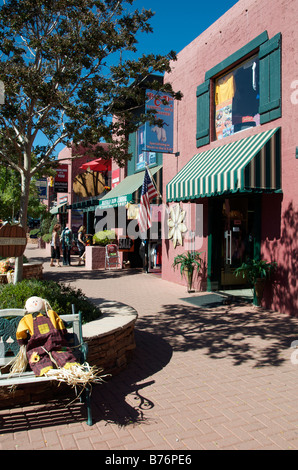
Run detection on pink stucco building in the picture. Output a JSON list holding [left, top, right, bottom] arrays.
[[162, 0, 298, 315], [51, 142, 111, 233]]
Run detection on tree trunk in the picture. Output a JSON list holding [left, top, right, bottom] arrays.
[[14, 165, 30, 284]]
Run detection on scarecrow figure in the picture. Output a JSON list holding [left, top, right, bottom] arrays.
[[16, 296, 79, 377]]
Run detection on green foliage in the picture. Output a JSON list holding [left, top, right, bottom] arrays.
[[172, 251, 203, 277], [29, 228, 41, 238], [0, 0, 181, 237], [0, 279, 101, 324], [234, 258, 277, 285], [93, 230, 116, 246], [41, 233, 52, 243]]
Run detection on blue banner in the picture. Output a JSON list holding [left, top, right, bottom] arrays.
[[145, 90, 174, 153]]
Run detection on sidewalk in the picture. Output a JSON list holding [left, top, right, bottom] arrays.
[[1, 244, 298, 450]]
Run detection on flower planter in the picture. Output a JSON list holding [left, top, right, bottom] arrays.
[[85, 245, 106, 270], [184, 267, 194, 293]]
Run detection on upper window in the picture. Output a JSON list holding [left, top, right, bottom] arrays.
[[196, 32, 281, 149], [215, 55, 260, 140]]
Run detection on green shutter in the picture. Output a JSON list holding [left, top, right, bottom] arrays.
[[196, 80, 210, 148], [259, 33, 281, 124]]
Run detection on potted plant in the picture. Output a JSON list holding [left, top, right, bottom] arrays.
[[234, 258, 277, 306], [93, 230, 116, 246], [172, 251, 203, 292]]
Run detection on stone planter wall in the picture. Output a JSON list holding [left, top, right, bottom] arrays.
[[85, 245, 123, 270], [0, 262, 43, 284], [85, 245, 106, 270], [83, 301, 138, 376], [23, 262, 43, 280]]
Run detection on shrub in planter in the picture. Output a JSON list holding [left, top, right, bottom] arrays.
[[172, 251, 203, 292], [93, 230, 116, 246], [42, 233, 52, 243], [0, 279, 101, 324], [29, 228, 41, 238], [234, 258, 277, 306]]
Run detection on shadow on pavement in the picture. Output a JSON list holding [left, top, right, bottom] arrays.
[[89, 329, 173, 427], [136, 302, 297, 368], [0, 396, 87, 434]]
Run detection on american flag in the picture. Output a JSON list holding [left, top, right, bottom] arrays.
[[138, 167, 158, 233]]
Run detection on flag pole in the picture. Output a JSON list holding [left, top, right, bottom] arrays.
[[145, 163, 163, 202]]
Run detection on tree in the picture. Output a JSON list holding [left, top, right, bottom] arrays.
[[0, 0, 180, 281]]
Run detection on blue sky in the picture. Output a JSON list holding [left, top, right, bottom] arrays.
[[54, 0, 239, 155], [131, 0, 239, 57]]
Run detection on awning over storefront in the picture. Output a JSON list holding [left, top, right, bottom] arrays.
[[49, 202, 68, 215], [69, 198, 99, 212], [98, 165, 162, 209], [166, 128, 281, 202]]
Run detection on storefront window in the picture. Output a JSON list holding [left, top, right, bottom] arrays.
[[136, 125, 156, 170], [215, 55, 260, 140]]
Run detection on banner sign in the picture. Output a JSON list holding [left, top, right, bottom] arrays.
[[36, 178, 47, 199], [111, 168, 120, 189], [144, 89, 174, 154], [54, 164, 68, 192], [118, 237, 134, 252], [136, 125, 157, 170]]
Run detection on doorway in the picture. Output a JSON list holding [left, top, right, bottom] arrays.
[[208, 195, 261, 290], [221, 197, 256, 287]]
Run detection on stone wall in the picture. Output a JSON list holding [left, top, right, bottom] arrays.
[[85, 245, 123, 270], [85, 245, 106, 270], [83, 301, 138, 376], [23, 262, 43, 280]]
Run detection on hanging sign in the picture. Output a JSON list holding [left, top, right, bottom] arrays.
[[54, 164, 68, 192], [144, 89, 174, 154]]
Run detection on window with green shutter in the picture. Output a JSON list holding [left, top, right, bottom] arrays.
[[196, 80, 210, 148], [259, 33, 281, 124], [196, 31, 281, 148]]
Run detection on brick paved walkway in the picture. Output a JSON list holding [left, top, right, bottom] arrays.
[[1, 245, 298, 450]]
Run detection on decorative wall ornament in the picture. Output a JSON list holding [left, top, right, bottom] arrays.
[[167, 204, 187, 248]]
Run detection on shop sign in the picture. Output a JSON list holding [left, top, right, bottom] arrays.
[[54, 164, 68, 192], [118, 237, 134, 252], [99, 194, 132, 209], [36, 178, 47, 199], [144, 89, 174, 154], [0, 224, 27, 257], [112, 169, 120, 189]]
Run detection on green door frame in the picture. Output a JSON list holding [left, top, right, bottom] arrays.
[[207, 195, 262, 292]]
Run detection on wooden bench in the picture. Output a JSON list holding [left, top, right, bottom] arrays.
[[0, 306, 93, 426]]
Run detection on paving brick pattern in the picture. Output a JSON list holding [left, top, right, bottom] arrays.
[[1, 246, 298, 450]]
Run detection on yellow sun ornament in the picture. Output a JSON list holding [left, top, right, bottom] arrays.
[[167, 204, 187, 248]]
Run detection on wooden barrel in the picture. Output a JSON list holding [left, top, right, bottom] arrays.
[[0, 224, 27, 258]]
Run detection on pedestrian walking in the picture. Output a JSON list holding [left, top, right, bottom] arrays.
[[50, 223, 61, 267], [77, 225, 86, 265], [60, 225, 73, 266]]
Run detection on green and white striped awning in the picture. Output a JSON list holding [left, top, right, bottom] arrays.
[[167, 128, 281, 202], [98, 165, 162, 209]]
